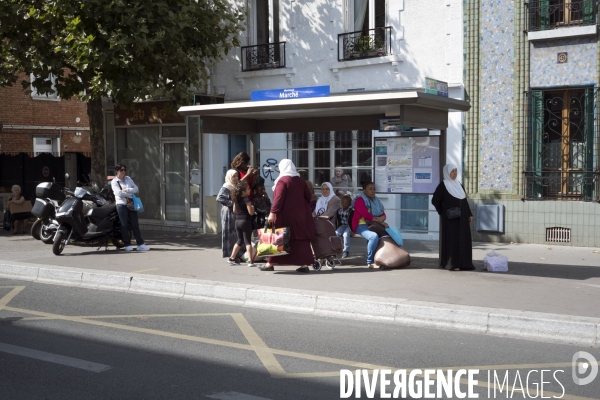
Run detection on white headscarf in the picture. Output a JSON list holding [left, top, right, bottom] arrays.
[[443, 164, 466, 199], [272, 159, 300, 193], [222, 169, 237, 192], [315, 182, 335, 215]]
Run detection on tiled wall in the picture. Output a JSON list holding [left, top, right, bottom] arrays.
[[530, 37, 597, 88], [478, 1, 515, 191], [470, 199, 600, 247]]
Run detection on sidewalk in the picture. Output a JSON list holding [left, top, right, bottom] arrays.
[[1, 229, 599, 345]]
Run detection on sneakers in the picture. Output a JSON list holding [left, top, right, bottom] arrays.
[[137, 244, 150, 251], [124, 246, 133, 252], [247, 262, 255, 267], [227, 258, 240, 265], [342, 251, 349, 258]]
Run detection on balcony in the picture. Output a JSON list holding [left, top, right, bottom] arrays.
[[241, 42, 286, 72], [338, 27, 392, 62], [528, 0, 597, 31]]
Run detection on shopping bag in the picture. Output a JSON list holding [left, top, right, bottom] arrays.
[[132, 194, 144, 212], [3, 210, 11, 231], [384, 226, 403, 247], [256, 225, 291, 257], [482, 251, 508, 272]]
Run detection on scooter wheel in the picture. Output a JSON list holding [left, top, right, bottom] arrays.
[[41, 224, 54, 244], [31, 219, 42, 240], [52, 230, 67, 255]]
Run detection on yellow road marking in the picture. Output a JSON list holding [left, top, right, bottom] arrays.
[[230, 313, 286, 377], [131, 268, 159, 273], [0, 286, 25, 309]]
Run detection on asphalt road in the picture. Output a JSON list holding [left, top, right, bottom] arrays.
[[1, 279, 599, 400]]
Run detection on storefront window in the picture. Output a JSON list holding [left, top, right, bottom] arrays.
[[116, 127, 161, 220], [400, 194, 429, 231], [188, 117, 201, 224]]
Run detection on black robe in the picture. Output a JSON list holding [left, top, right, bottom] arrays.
[[431, 183, 474, 270]]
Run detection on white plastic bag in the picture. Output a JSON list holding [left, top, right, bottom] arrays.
[[242, 242, 259, 262], [482, 251, 509, 272]]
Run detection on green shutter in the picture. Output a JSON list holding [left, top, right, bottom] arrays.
[[583, 0, 595, 24], [539, 0, 550, 30], [531, 91, 545, 198], [584, 87, 595, 198]]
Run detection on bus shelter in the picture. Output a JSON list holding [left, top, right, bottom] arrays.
[[178, 90, 470, 247]]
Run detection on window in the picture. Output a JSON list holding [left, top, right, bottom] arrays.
[[339, 0, 390, 61], [284, 131, 373, 194], [30, 73, 59, 100], [528, 0, 596, 31], [241, 0, 285, 71], [33, 137, 60, 156], [527, 87, 597, 200]]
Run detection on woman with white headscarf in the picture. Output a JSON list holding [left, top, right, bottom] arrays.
[[313, 182, 341, 223], [217, 169, 244, 261], [259, 159, 316, 273], [431, 164, 475, 271]]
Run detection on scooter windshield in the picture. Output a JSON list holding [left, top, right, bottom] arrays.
[[74, 187, 91, 198]]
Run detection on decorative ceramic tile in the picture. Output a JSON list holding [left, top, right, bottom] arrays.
[[479, 0, 515, 191], [530, 37, 597, 87]]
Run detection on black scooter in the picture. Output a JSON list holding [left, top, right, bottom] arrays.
[[52, 186, 126, 256], [31, 180, 67, 244]]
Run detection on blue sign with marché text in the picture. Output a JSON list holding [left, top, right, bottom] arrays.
[[251, 85, 330, 102]]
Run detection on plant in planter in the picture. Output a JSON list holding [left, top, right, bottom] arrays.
[[355, 35, 374, 55], [374, 37, 386, 56]]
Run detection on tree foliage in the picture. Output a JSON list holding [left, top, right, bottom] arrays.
[[0, 0, 244, 183], [0, 0, 244, 105]]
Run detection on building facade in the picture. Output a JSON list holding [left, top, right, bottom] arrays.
[[464, 0, 600, 246]]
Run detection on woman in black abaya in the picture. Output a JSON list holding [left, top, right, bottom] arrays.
[[431, 164, 475, 271]]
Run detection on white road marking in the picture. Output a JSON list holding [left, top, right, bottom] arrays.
[[0, 342, 111, 373], [206, 392, 273, 400]]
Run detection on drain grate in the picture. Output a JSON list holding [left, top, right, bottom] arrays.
[[546, 227, 571, 243]]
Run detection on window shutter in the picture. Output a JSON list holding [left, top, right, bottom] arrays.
[[583, 0, 595, 24], [531, 91, 544, 197], [539, 0, 550, 30]]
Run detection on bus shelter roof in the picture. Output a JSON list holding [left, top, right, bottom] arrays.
[[177, 91, 470, 134]]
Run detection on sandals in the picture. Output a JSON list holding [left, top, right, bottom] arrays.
[[296, 267, 309, 273], [368, 264, 379, 269], [259, 265, 274, 271]]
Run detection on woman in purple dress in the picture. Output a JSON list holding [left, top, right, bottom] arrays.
[[259, 159, 316, 273]]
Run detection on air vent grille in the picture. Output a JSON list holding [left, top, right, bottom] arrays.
[[546, 227, 571, 243]]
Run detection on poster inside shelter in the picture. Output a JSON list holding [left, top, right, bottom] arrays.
[[374, 136, 440, 194]]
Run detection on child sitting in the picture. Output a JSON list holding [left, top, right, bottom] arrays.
[[252, 183, 272, 230], [336, 194, 354, 258]]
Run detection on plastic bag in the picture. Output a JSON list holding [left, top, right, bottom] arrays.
[[242, 242, 258, 262], [483, 251, 508, 272], [132, 194, 144, 212]]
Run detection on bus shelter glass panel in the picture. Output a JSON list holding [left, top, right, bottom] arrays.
[[116, 127, 161, 220]]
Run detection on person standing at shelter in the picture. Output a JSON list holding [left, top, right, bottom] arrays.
[[217, 169, 243, 261], [228, 181, 256, 267], [431, 164, 475, 271], [111, 164, 149, 251], [259, 159, 316, 273], [6, 185, 31, 234], [231, 152, 259, 199]]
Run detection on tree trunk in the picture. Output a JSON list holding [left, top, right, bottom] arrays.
[[87, 97, 106, 186]]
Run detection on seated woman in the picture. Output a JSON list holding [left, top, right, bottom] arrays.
[[351, 182, 387, 268], [313, 182, 341, 223], [6, 185, 31, 235]]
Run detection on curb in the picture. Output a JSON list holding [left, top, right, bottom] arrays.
[[1, 261, 598, 346]]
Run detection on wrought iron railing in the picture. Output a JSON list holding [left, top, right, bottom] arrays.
[[241, 42, 286, 72], [528, 0, 597, 31], [338, 27, 392, 62], [523, 87, 600, 202], [523, 170, 599, 201]]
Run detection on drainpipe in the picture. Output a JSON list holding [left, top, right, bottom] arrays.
[[206, 67, 211, 95]]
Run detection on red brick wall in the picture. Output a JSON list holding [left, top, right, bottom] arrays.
[[0, 73, 91, 154]]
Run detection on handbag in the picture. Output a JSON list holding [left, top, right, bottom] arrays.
[[366, 220, 387, 237], [117, 181, 136, 211], [256, 225, 291, 257], [446, 207, 461, 219], [132, 194, 144, 212], [3, 210, 11, 231]]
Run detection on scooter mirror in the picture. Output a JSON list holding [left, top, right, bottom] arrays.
[[65, 173, 70, 180]]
